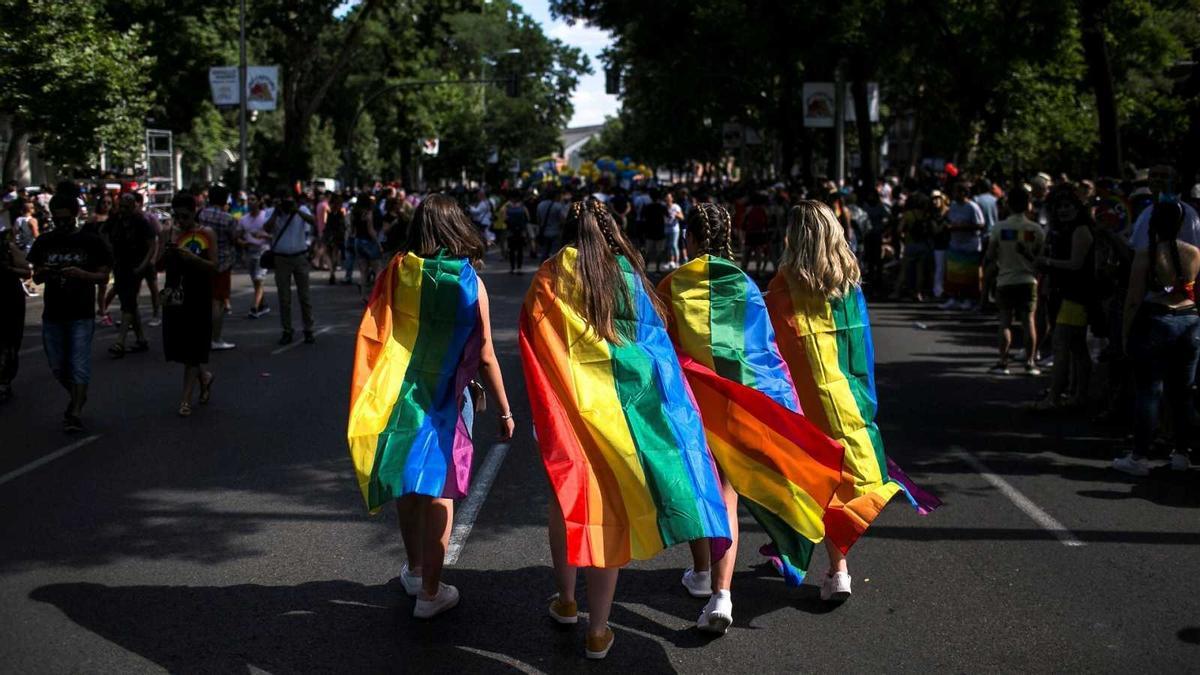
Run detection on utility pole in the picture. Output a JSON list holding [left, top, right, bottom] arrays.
[[833, 61, 846, 187], [238, 0, 248, 192]]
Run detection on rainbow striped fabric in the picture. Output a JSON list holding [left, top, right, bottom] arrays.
[[660, 255, 846, 584], [766, 275, 941, 555], [348, 252, 482, 513], [519, 247, 731, 568]]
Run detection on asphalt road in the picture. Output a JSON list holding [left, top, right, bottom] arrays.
[[1, 253, 1197, 673]]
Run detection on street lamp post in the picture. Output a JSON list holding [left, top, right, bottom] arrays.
[[238, 0, 248, 193]]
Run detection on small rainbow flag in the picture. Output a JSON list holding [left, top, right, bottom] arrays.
[[660, 255, 846, 584], [348, 252, 481, 513], [766, 275, 941, 556], [520, 247, 731, 568]]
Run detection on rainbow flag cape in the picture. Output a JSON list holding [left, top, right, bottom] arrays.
[[766, 275, 941, 555], [519, 247, 731, 568], [348, 252, 481, 513], [660, 255, 845, 584]]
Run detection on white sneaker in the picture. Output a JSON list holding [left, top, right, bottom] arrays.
[[399, 563, 422, 597], [413, 583, 460, 619], [681, 567, 713, 598], [1112, 454, 1150, 477], [1168, 452, 1190, 472], [210, 340, 237, 351], [146, 316, 162, 327], [696, 590, 732, 634], [820, 572, 852, 602]]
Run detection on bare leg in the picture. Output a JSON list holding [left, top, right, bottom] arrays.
[[997, 309, 1013, 365], [711, 478, 739, 592], [396, 494, 425, 573], [1022, 312, 1038, 366], [583, 567, 620, 639], [824, 538, 848, 575], [182, 365, 199, 406], [548, 496, 577, 602], [419, 497, 452, 598], [688, 539, 711, 574], [252, 280, 265, 311], [211, 300, 225, 342]]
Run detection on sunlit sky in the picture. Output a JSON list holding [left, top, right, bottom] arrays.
[[336, 1, 620, 128]]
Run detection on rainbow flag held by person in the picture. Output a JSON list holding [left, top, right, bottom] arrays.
[[766, 275, 941, 556], [348, 252, 482, 513], [520, 247, 731, 568], [660, 255, 846, 585]]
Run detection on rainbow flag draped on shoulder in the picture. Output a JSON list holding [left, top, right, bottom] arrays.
[[766, 274, 941, 554], [348, 251, 482, 513], [659, 255, 846, 585], [519, 247, 731, 568]]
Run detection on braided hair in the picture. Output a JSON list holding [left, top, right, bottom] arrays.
[[686, 202, 734, 260]]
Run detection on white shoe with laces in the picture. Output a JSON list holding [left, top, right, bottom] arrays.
[[399, 563, 422, 597], [413, 583, 459, 619], [696, 590, 733, 634], [1113, 453, 1150, 476], [820, 571, 852, 602], [681, 567, 713, 598], [1168, 452, 1190, 472]]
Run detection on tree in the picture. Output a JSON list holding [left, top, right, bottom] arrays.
[[0, 0, 153, 180]]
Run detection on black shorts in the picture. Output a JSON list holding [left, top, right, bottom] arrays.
[[997, 283, 1036, 315], [114, 272, 143, 311]]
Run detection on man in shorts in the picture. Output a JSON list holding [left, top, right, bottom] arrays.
[[198, 184, 239, 350], [239, 194, 271, 318], [985, 186, 1045, 375]]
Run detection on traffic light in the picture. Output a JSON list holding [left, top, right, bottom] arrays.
[[505, 74, 520, 98], [605, 65, 621, 95]]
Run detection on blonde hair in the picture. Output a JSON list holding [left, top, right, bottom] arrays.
[[780, 199, 861, 298]]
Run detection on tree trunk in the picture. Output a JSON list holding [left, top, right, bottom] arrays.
[[1079, 0, 1121, 177], [851, 77, 876, 189], [3, 121, 31, 186]]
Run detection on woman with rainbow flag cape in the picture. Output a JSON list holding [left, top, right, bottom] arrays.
[[348, 194, 515, 620], [519, 199, 730, 660], [766, 199, 942, 603], [657, 202, 846, 634]]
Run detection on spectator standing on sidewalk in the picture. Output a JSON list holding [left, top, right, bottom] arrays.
[[0, 226, 31, 403], [1115, 201, 1199, 475], [941, 182, 986, 310], [323, 193, 347, 285], [27, 183, 112, 432], [239, 194, 272, 318], [198, 184, 238, 351], [265, 190, 316, 346], [985, 187, 1045, 375]]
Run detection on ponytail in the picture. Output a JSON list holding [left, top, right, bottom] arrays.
[[686, 203, 734, 260]]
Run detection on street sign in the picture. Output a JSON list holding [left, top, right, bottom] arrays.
[[803, 82, 880, 127], [421, 138, 440, 157], [210, 65, 280, 110]]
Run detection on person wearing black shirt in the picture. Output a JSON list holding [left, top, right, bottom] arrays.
[[0, 227, 31, 403], [27, 182, 112, 432], [107, 193, 157, 356]]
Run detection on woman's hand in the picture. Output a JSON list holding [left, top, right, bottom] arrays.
[[497, 413, 515, 441]]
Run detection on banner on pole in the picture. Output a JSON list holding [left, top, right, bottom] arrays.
[[803, 82, 880, 128], [421, 138, 440, 157], [209, 67, 239, 106], [245, 66, 280, 111]]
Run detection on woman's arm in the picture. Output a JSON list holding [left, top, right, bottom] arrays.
[[1122, 249, 1150, 351], [476, 280, 515, 440], [4, 240, 30, 278]]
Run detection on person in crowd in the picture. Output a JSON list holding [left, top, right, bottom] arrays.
[[520, 200, 731, 659], [930, 189, 950, 300], [469, 189, 493, 242], [0, 226, 30, 402], [985, 187, 1045, 375], [861, 188, 892, 294], [379, 194, 412, 258], [198, 184, 238, 351], [239, 194, 272, 318], [502, 190, 531, 274], [973, 179, 999, 233], [892, 192, 935, 301], [538, 188, 570, 261], [765, 200, 939, 604], [642, 189, 668, 272], [1114, 201, 1199, 475], [312, 190, 330, 271], [27, 182, 112, 432], [106, 193, 156, 356], [82, 193, 115, 326], [663, 191, 685, 272], [265, 190, 316, 346], [941, 182, 986, 310], [740, 191, 771, 277], [11, 199, 40, 297], [160, 191, 216, 417], [1035, 187, 1096, 409], [129, 193, 163, 328], [348, 193, 514, 621], [323, 193, 347, 285], [350, 194, 382, 302]]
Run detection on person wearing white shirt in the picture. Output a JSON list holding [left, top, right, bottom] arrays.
[[239, 195, 272, 318], [264, 193, 316, 346]]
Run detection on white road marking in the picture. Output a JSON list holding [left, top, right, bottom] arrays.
[[0, 435, 102, 487], [19, 345, 41, 356], [455, 647, 545, 675], [269, 326, 333, 355], [445, 442, 510, 566], [956, 448, 1085, 547]]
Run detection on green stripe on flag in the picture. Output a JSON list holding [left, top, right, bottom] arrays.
[[709, 257, 753, 387]]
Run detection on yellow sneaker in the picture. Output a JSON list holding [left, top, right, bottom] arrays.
[[548, 593, 578, 625], [585, 626, 614, 660]]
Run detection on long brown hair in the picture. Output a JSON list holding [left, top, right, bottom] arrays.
[[686, 202, 734, 259], [404, 193, 485, 261], [780, 199, 861, 298], [560, 199, 664, 343]]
